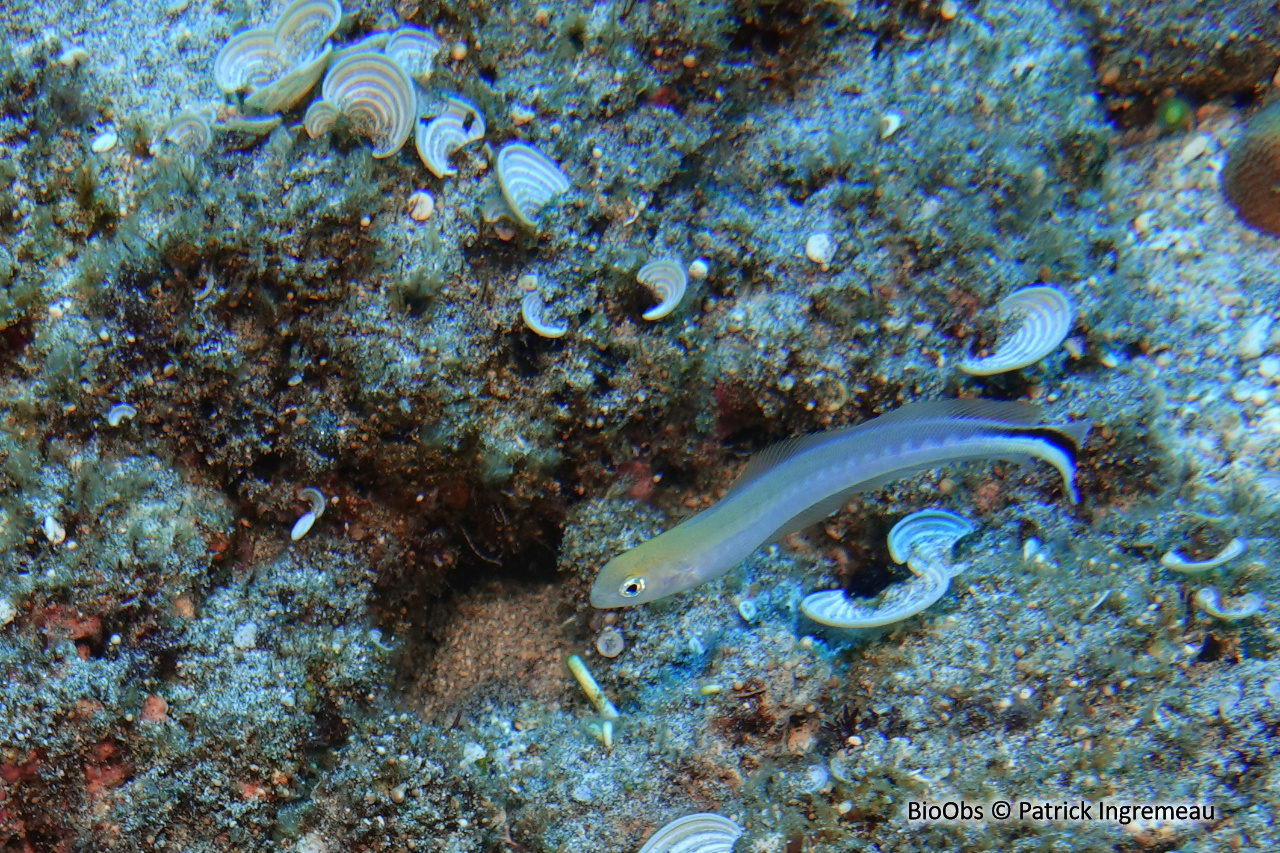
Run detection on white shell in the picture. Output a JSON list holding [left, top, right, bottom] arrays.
[[274, 0, 342, 65], [496, 141, 571, 227], [885, 508, 975, 566], [637, 258, 687, 321], [802, 507, 972, 629], [159, 110, 213, 156], [106, 402, 137, 427], [384, 25, 442, 83], [1160, 537, 1246, 573], [520, 292, 568, 339], [213, 28, 284, 95], [291, 511, 317, 541], [1194, 587, 1264, 620], [243, 45, 332, 114], [320, 52, 416, 157], [801, 560, 950, 629], [414, 96, 485, 178], [303, 99, 340, 138], [636, 813, 743, 853], [959, 284, 1073, 376]]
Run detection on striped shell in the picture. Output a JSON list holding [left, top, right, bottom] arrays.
[[274, 0, 342, 65], [802, 508, 972, 630], [319, 52, 416, 157], [303, 99, 340, 138], [213, 0, 340, 114], [1161, 537, 1246, 573], [636, 258, 687, 321], [520, 291, 568, 339], [496, 141, 571, 227], [959, 285, 1073, 376], [213, 28, 284, 95], [414, 96, 485, 178], [886, 508, 975, 566], [158, 110, 213, 155], [384, 25, 442, 83], [801, 561, 950, 629], [1194, 587, 1264, 620], [637, 813, 743, 853]]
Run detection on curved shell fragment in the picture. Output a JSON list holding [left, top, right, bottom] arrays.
[[636, 258, 687, 321], [320, 52, 416, 157], [244, 44, 332, 114], [520, 291, 568, 339], [885, 508, 975, 566], [384, 25, 442, 83], [414, 96, 485, 178], [636, 813, 743, 853], [1160, 537, 1246, 573], [496, 141, 571, 227], [959, 284, 1073, 376], [106, 402, 138, 427], [1194, 587, 1264, 620]]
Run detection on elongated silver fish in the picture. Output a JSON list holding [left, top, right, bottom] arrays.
[[590, 399, 1089, 608]]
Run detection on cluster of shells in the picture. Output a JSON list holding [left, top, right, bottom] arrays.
[[213, 0, 570, 226]]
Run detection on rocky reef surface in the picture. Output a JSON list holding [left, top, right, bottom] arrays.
[[0, 0, 1277, 851]]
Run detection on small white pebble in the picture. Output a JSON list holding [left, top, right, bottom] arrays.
[[233, 622, 257, 650], [878, 110, 902, 139], [1176, 133, 1210, 166], [42, 515, 66, 545], [450, 41, 467, 61], [90, 131, 118, 153], [407, 190, 435, 222], [1259, 356, 1280, 379], [805, 232, 835, 266], [687, 258, 709, 281]]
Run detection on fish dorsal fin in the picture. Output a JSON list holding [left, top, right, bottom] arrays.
[[872, 397, 1047, 427], [724, 398, 1051, 501], [722, 429, 853, 500]]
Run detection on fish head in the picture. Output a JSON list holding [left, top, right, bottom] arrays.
[[589, 540, 699, 608]]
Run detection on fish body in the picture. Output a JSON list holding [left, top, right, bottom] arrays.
[[589, 399, 1089, 609]]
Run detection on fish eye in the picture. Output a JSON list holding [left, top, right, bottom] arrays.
[[619, 576, 645, 598]]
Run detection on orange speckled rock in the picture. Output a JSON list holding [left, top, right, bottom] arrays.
[[1222, 102, 1280, 238]]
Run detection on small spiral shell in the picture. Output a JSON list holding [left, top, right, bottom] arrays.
[[496, 141, 571, 227], [520, 291, 568, 339], [414, 96, 485, 178], [636, 258, 687, 321], [636, 813, 743, 853], [320, 52, 416, 157], [959, 284, 1072, 376], [384, 25, 442, 84]]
